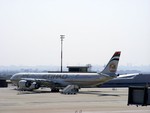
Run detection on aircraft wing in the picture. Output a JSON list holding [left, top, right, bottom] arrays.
[[116, 73, 139, 79]]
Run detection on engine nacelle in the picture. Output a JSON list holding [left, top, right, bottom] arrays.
[[29, 82, 40, 89], [18, 80, 40, 91]]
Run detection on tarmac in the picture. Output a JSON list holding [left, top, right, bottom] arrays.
[[0, 85, 150, 113]]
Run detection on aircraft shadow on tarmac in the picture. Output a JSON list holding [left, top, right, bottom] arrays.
[[79, 91, 120, 97], [12, 88, 52, 95], [12, 88, 120, 96], [16, 90, 53, 95], [17, 91, 120, 96]]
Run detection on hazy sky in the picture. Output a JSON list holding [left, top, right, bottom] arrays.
[[0, 0, 150, 67]]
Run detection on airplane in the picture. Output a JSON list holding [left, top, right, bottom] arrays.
[[10, 51, 123, 94]]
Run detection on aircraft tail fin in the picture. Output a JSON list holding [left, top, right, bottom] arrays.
[[101, 51, 121, 76]]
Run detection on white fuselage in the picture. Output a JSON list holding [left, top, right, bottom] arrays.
[[10, 72, 116, 88]]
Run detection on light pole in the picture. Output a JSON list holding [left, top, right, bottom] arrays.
[[60, 35, 65, 72]]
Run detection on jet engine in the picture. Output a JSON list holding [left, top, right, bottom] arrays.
[[18, 80, 40, 91]]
